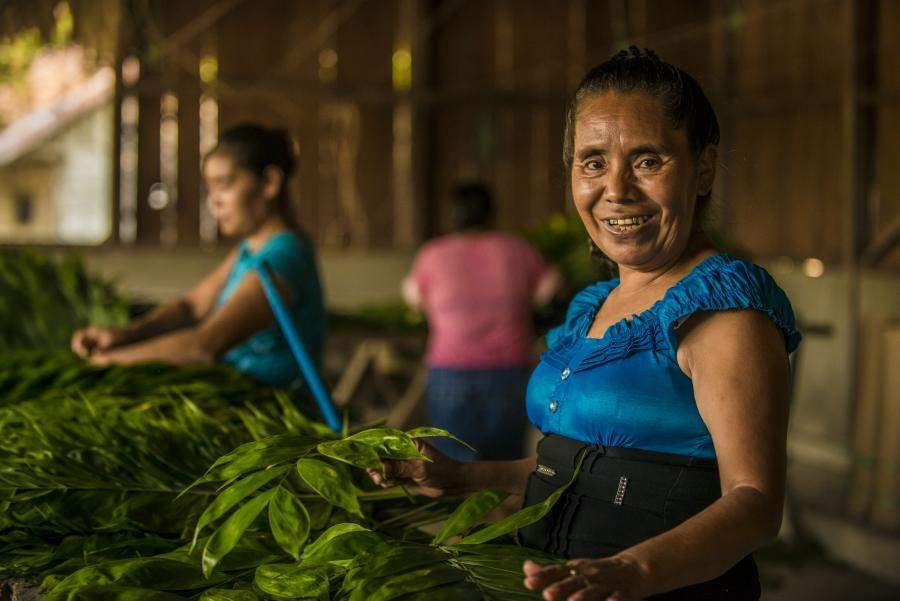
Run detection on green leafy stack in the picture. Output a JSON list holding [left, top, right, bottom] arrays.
[[0, 250, 129, 351], [0, 249, 570, 599], [37, 425, 577, 600]]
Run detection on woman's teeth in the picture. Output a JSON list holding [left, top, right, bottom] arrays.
[[604, 215, 650, 231]]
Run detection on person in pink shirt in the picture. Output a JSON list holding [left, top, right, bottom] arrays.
[[403, 182, 561, 461]]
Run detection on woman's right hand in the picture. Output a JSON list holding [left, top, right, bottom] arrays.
[[71, 326, 127, 358], [367, 439, 468, 498]]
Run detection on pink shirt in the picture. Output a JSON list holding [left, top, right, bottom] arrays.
[[410, 232, 550, 369]]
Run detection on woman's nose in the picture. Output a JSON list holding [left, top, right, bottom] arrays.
[[603, 164, 636, 204]]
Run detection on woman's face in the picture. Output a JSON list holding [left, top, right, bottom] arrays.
[[570, 91, 715, 273], [202, 152, 270, 238]]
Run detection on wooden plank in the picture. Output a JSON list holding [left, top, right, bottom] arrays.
[[177, 82, 201, 245], [871, 325, 900, 531], [848, 319, 889, 520], [136, 75, 162, 245]]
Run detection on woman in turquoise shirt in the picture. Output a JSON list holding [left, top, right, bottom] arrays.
[[369, 48, 799, 600], [71, 124, 324, 388]]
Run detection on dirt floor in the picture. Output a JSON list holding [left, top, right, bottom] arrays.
[[758, 542, 900, 601]]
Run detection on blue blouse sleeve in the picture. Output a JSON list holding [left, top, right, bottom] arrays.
[[250, 232, 315, 305], [656, 258, 802, 355]]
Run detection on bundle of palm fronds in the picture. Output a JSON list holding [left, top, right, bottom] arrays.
[[0, 350, 279, 408], [29, 422, 577, 600], [0, 249, 569, 600], [0, 249, 129, 351]]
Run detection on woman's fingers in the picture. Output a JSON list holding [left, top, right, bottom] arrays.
[[522, 561, 572, 590], [382, 457, 425, 482], [71, 329, 93, 357], [541, 575, 607, 601], [71, 332, 85, 356], [523, 559, 642, 601], [367, 458, 423, 489]]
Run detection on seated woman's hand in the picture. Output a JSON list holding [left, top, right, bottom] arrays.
[[71, 326, 127, 358], [366, 439, 466, 498], [523, 555, 648, 601]]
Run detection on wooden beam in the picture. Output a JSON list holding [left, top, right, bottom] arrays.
[[862, 215, 900, 266], [265, 0, 369, 81], [160, 0, 248, 56]]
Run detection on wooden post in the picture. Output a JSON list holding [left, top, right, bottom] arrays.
[[835, 0, 875, 509], [177, 72, 201, 246], [392, 0, 427, 250], [845, 0, 878, 515], [136, 73, 162, 245], [710, 1, 737, 235]]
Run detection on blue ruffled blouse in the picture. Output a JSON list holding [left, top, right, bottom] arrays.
[[526, 253, 801, 459], [216, 231, 325, 388]]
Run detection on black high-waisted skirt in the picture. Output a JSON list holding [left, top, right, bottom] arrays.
[[517, 434, 761, 601]]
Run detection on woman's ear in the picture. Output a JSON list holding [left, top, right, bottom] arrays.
[[261, 165, 285, 202], [696, 144, 717, 196]]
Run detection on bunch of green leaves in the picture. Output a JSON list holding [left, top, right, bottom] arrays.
[[183, 426, 476, 578], [39, 430, 583, 600], [0, 378, 320, 585], [0, 350, 277, 408], [0, 250, 129, 351]]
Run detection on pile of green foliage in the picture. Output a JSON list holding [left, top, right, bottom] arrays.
[[0, 249, 569, 600], [0, 380, 571, 599], [0, 350, 279, 407], [0, 250, 129, 351], [16, 416, 572, 600]]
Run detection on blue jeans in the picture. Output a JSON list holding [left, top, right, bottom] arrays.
[[426, 366, 530, 462]]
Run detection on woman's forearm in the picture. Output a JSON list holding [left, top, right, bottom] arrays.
[[97, 328, 213, 367], [619, 485, 781, 596], [120, 299, 198, 344]]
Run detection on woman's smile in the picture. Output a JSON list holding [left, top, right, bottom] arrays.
[[599, 212, 657, 236]]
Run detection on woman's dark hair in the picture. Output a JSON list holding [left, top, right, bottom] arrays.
[[563, 45, 720, 211], [207, 123, 299, 228], [451, 182, 495, 231]]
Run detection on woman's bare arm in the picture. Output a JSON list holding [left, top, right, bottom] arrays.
[[618, 309, 789, 593], [527, 309, 790, 600], [91, 262, 288, 367]]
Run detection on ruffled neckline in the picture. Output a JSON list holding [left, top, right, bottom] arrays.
[[578, 252, 731, 345]]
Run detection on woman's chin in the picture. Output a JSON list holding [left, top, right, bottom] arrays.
[[217, 222, 239, 238], [596, 240, 663, 270]]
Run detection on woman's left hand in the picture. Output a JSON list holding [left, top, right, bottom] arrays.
[[522, 554, 648, 601]]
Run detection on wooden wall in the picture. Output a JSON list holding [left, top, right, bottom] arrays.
[[118, 0, 897, 270]]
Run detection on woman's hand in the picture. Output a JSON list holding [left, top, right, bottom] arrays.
[[366, 439, 468, 498], [71, 326, 128, 358], [522, 554, 649, 601]]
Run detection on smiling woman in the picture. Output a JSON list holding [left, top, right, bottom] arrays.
[[369, 46, 800, 601], [564, 48, 720, 277]]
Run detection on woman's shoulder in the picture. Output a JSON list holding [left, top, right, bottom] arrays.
[[254, 230, 313, 256], [658, 253, 801, 353], [249, 230, 317, 276], [569, 278, 619, 314]]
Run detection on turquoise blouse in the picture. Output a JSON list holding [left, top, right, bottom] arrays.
[[216, 231, 325, 388], [526, 253, 801, 460]]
